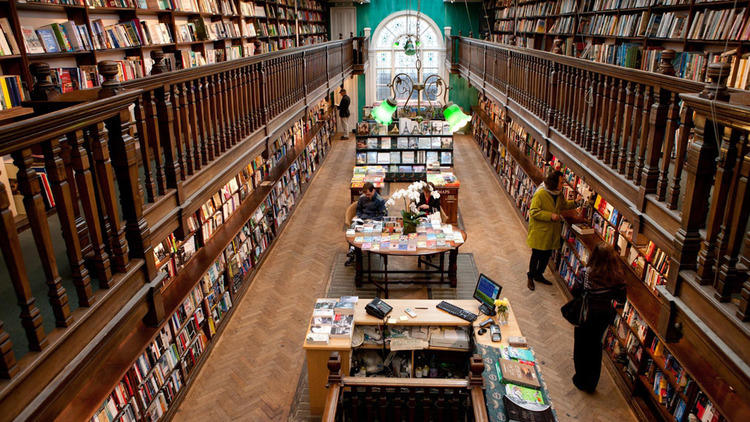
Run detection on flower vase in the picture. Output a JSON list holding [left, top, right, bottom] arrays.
[[497, 310, 509, 325], [403, 220, 417, 235]]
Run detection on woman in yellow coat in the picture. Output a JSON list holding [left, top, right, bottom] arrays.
[[526, 170, 579, 290]]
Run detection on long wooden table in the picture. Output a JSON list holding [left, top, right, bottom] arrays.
[[303, 299, 524, 416], [345, 225, 466, 297]]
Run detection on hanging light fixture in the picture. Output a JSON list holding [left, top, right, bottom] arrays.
[[372, 0, 472, 132], [442, 103, 472, 132], [404, 37, 416, 56], [371, 98, 398, 125]]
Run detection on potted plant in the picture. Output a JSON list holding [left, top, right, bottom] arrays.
[[385, 181, 439, 234]]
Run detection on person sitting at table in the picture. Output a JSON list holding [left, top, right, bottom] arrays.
[[346, 182, 386, 266], [417, 181, 441, 215], [356, 182, 387, 221]]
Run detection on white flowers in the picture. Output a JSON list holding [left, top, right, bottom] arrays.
[[384, 180, 432, 214], [432, 190, 440, 199]]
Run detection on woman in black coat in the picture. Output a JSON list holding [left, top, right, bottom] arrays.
[[572, 242, 627, 393], [417, 181, 441, 215]]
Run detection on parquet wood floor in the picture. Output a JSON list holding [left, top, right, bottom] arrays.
[[174, 134, 636, 422]]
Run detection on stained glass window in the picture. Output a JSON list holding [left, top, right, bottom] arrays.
[[372, 12, 445, 103]]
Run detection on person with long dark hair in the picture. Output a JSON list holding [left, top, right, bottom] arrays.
[[572, 243, 627, 393]]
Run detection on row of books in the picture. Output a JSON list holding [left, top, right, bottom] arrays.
[[616, 301, 724, 422], [153, 99, 330, 287], [355, 151, 453, 166], [0, 19, 20, 56], [91, 101, 332, 422], [356, 137, 453, 150], [0, 76, 27, 110]]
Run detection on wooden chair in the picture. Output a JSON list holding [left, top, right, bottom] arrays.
[[345, 201, 357, 227]]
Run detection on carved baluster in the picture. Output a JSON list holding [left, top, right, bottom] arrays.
[[619, 82, 634, 173], [657, 94, 680, 201], [627, 83, 645, 178], [378, 391, 387, 421], [561, 66, 572, 136], [600, 76, 614, 161], [214, 73, 225, 151], [177, 82, 194, 175], [547, 62, 558, 127], [11, 149, 72, 326], [192, 78, 208, 166], [154, 86, 181, 189], [132, 94, 156, 202], [422, 389, 432, 421], [0, 181, 47, 351], [714, 133, 749, 300], [640, 84, 668, 192], [228, 69, 239, 145], [68, 129, 112, 284], [42, 138, 93, 306], [667, 104, 691, 209], [668, 109, 717, 291], [575, 69, 586, 145], [202, 76, 216, 161], [237, 67, 249, 138], [107, 106, 157, 281], [243, 66, 253, 134], [586, 73, 600, 153], [185, 80, 201, 172], [608, 79, 625, 167], [593, 74, 606, 157], [170, 84, 188, 178], [87, 122, 129, 274], [209, 74, 223, 155], [635, 86, 654, 185], [261, 61, 269, 125], [140, 91, 165, 197], [0, 321, 18, 378]]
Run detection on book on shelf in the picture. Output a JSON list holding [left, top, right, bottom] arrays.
[[0, 76, 27, 110]]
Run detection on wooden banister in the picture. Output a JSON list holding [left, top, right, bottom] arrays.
[[322, 353, 488, 421]]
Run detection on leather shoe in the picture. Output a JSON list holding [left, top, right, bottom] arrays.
[[527, 277, 535, 291], [535, 276, 553, 285]]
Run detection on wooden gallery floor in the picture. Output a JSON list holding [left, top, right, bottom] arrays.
[[173, 134, 637, 422]]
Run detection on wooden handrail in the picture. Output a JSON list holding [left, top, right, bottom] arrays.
[[340, 376, 470, 389]]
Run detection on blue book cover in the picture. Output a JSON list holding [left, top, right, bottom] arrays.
[[35, 28, 60, 53]]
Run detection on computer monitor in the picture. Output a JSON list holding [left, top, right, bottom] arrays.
[[473, 273, 502, 316]]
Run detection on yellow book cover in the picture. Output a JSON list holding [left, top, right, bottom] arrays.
[[0, 77, 10, 109]]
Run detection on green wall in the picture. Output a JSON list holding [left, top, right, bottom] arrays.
[[353, 0, 480, 119]]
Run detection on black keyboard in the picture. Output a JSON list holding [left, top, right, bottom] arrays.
[[436, 301, 477, 322]]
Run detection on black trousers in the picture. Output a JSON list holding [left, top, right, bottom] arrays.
[[527, 248, 553, 281], [573, 318, 610, 391]]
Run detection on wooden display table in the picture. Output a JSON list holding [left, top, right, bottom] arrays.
[[345, 224, 466, 296], [303, 299, 524, 416]]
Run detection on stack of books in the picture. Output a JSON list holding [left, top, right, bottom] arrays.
[[307, 297, 358, 345]]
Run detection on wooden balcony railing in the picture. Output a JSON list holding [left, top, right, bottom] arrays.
[[321, 353, 488, 422], [0, 38, 357, 422], [353, 35, 369, 73], [451, 36, 750, 421]]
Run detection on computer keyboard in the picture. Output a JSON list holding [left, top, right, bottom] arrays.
[[436, 301, 477, 322]]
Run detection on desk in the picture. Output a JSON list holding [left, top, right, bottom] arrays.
[[345, 225, 466, 296], [303, 299, 523, 416]]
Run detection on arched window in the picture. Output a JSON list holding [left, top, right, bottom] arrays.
[[370, 11, 445, 104]]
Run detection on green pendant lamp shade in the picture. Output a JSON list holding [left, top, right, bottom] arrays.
[[443, 103, 471, 132], [372, 99, 397, 126], [404, 38, 416, 56]]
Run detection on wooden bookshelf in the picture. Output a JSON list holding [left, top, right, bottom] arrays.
[[0, 0, 328, 103], [484, 0, 750, 88], [472, 91, 734, 421], [67, 97, 335, 422]]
